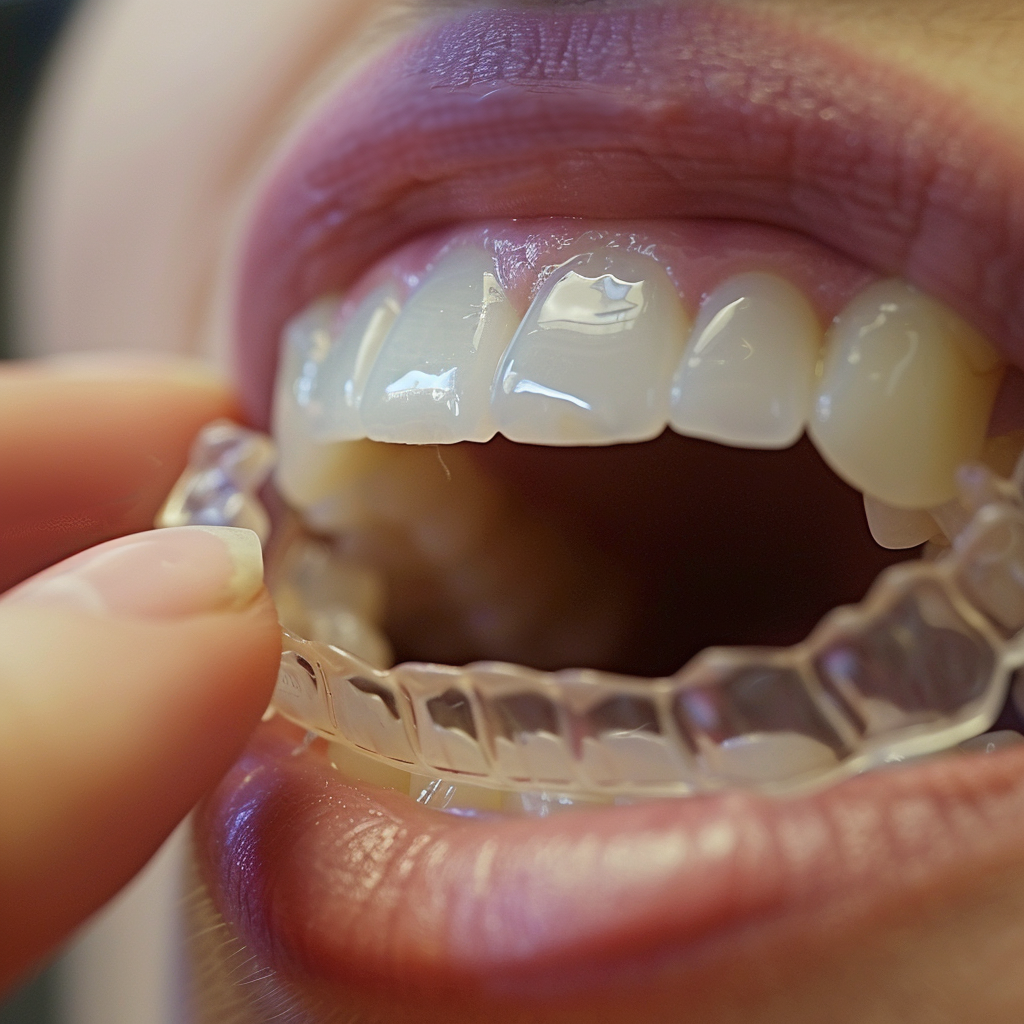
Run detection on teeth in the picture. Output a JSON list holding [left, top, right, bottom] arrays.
[[359, 247, 519, 444], [307, 284, 402, 441], [669, 272, 821, 449], [160, 421, 1024, 800], [491, 250, 689, 444], [809, 280, 1004, 510], [863, 494, 939, 550]]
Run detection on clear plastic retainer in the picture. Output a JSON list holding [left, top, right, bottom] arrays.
[[157, 421, 1024, 797]]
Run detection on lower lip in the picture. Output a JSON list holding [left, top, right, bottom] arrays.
[[195, 716, 1024, 1008]]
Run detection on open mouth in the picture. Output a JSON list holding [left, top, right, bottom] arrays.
[[169, 3, 1024, 1017]]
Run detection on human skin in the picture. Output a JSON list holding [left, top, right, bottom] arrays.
[[13, 0, 1024, 1021]]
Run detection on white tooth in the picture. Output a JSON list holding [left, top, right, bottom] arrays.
[[308, 284, 401, 440], [809, 280, 1004, 509], [271, 307, 364, 508], [669, 272, 821, 449], [359, 248, 518, 444], [491, 250, 689, 444], [696, 732, 839, 784], [863, 494, 938, 550], [271, 390, 359, 510]]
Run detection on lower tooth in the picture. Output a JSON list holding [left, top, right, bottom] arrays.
[[159, 421, 1024, 800], [863, 494, 938, 550]]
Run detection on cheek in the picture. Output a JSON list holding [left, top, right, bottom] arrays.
[[15, 0, 382, 359]]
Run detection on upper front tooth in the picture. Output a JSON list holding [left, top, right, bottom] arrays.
[[808, 280, 1004, 509], [491, 250, 690, 445], [668, 272, 821, 449], [359, 247, 519, 444], [307, 284, 402, 440]]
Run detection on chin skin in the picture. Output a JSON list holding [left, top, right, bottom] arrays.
[[17, 1, 1024, 1022]]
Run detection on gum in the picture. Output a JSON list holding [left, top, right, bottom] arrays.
[[327, 217, 875, 335]]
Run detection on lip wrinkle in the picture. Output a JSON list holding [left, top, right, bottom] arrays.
[[235, 3, 1024, 427], [196, 722, 1024, 1003]]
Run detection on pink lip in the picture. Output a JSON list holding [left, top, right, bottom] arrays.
[[235, 2, 1024, 428], [214, 3, 1024, 1012], [197, 720, 1024, 1012]]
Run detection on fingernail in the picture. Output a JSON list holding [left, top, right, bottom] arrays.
[[2, 527, 264, 619]]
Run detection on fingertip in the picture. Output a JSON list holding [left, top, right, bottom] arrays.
[[0, 589, 281, 991]]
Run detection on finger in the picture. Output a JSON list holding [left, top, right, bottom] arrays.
[[0, 356, 238, 593], [0, 526, 281, 993]]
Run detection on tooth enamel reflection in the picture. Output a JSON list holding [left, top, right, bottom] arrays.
[[307, 284, 402, 440], [863, 494, 938, 550], [492, 250, 689, 444], [669, 272, 821, 449], [809, 280, 1004, 509], [273, 295, 341, 429], [359, 248, 518, 444]]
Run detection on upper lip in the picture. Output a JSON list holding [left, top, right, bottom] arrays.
[[212, 2, 1024, 1012], [234, 2, 1024, 428]]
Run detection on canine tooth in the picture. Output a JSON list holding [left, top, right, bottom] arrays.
[[863, 494, 938, 550], [492, 250, 689, 444], [300, 284, 402, 441], [359, 248, 518, 444], [809, 280, 1004, 509], [669, 272, 820, 449]]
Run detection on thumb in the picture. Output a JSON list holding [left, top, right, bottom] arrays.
[[0, 526, 281, 993]]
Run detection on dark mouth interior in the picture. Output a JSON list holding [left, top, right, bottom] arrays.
[[371, 431, 911, 678]]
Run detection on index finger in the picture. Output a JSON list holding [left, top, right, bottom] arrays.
[[0, 357, 237, 593]]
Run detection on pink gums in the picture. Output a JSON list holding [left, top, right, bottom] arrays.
[[337, 218, 874, 326]]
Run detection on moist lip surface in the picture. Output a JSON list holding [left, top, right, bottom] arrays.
[[196, 720, 1024, 1016], [207, 1, 1024, 1014]]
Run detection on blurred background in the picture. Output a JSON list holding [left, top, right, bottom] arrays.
[[1, 0, 80, 1020], [0, 0, 75, 360]]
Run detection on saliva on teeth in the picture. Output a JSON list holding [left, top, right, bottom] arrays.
[[157, 242, 1024, 813]]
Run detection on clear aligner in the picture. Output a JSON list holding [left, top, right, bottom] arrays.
[[157, 421, 1024, 796]]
